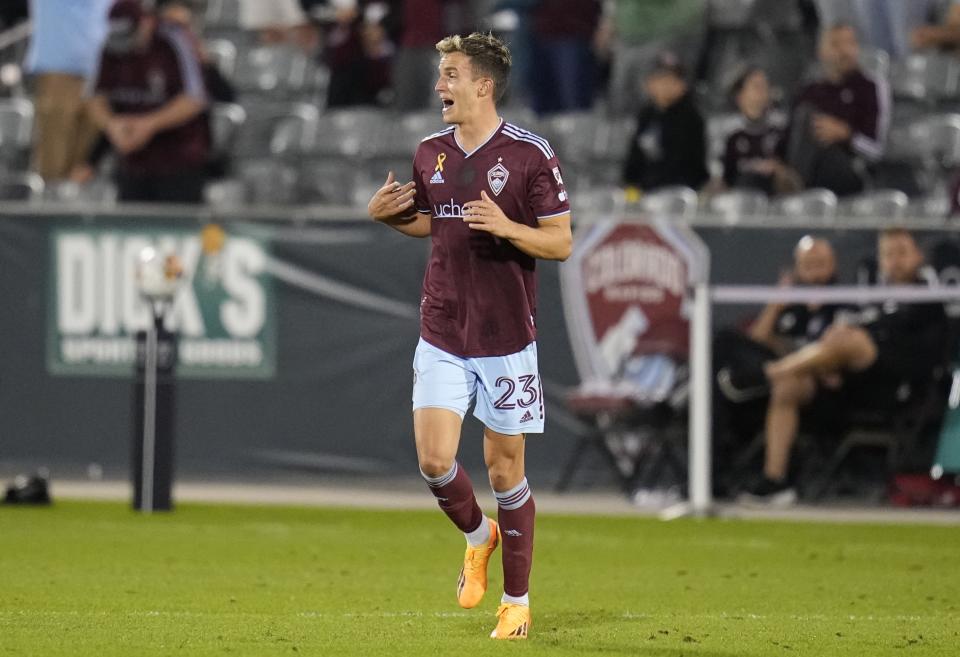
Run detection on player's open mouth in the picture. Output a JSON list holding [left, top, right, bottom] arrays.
[[441, 98, 454, 112]]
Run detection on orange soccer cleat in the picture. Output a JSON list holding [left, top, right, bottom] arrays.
[[489, 602, 531, 639], [456, 518, 500, 609]]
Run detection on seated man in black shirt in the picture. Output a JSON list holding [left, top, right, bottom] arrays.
[[717, 236, 842, 403], [622, 51, 708, 194], [742, 228, 948, 505], [713, 237, 842, 490]]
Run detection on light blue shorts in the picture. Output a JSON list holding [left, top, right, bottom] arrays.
[[412, 338, 545, 435]]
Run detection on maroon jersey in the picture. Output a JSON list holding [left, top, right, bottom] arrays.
[[791, 70, 889, 160], [413, 120, 570, 357], [93, 24, 210, 176]]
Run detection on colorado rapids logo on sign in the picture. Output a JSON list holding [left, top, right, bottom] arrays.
[[487, 161, 509, 196], [560, 218, 708, 381]]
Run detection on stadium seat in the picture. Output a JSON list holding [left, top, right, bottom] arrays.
[[909, 193, 951, 219], [590, 116, 634, 165], [204, 0, 242, 28], [704, 189, 769, 224], [44, 179, 117, 205], [205, 39, 238, 80], [0, 97, 33, 166], [237, 159, 299, 205], [921, 114, 960, 168], [231, 100, 307, 158], [210, 102, 247, 156], [203, 178, 246, 209], [841, 189, 909, 220], [311, 108, 387, 159], [540, 112, 598, 166], [269, 103, 320, 157], [772, 188, 838, 220], [298, 159, 367, 206], [890, 52, 959, 104], [375, 111, 444, 159], [0, 171, 43, 201], [234, 45, 310, 95], [640, 186, 699, 221]]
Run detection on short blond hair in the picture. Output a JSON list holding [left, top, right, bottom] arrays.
[[436, 32, 512, 102]]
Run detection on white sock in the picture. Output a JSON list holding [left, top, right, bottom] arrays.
[[502, 592, 529, 606], [464, 516, 491, 547]]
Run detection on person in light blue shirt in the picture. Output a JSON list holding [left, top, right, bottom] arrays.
[[26, 0, 112, 181]]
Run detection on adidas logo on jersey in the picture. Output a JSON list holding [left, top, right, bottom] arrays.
[[519, 410, 534, 423], [504, 529, 523, 537], [430, 170, 445, 184]]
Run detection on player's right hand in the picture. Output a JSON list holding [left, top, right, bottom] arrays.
[[367, 171, 417, 223]]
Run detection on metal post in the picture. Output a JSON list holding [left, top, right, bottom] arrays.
[[660, 282, 714, 521], [140, 303, 161, 514], [689, 282, 712, 514]]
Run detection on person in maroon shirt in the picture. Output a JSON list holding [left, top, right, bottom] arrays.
[[782, 24, 890, 197], [87, 0, 210, 203], [528, 0, 602, 115], [367, 32, 571, 641]]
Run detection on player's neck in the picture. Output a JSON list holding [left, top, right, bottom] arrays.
[[454, 110, 502, 153]]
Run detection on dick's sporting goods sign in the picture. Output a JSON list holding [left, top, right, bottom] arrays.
[[48, 227, 275, 378]]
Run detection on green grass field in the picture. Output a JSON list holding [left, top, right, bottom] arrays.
[[1, 501, 958, 656]]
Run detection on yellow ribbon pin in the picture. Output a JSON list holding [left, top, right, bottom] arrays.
[[435, 153, 446, 173]]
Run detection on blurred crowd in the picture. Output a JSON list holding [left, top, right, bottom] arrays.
[[9, 0, 960, 206]]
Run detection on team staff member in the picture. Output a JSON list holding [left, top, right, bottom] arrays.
[[741, 228, 948, 505], [367, 32, 571, 640], [88, 0, 210, 203]]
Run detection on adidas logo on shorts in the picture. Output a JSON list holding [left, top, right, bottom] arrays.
[[519, 410, 534, 423]]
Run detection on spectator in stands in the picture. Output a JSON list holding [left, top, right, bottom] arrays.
[[721, 67, 801, 196], [392, 0, 446, 111], [911, 2, 960, 51], [87, 0, 210, 203], [24, 0, 112, 182], [740, 228, 948, 506], [782, 24, 889, 197], [73, 0, 236, 186], [604, 0, 706, 116], [815, 0, 948, 57], [322, 1, 395, 107], [622, 51, 708, 194], [526, 0, 602, 116]]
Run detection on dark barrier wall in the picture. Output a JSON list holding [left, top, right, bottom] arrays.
[[0, 210, 581, 480], [2, 209, 959, 481]]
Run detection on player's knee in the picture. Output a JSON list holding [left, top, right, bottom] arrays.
[[486, 457, 524, 492], [418, 454, 455, 478]]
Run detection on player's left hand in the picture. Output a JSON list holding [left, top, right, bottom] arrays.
[[463, 191, 517, 239]]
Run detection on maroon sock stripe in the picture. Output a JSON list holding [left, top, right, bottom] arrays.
[[422, 461, 484, 534], [420, 462, 458, 488], [494, 478, 530, 511]]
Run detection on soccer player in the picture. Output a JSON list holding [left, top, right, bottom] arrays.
[[366, 32, 571, 640]]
